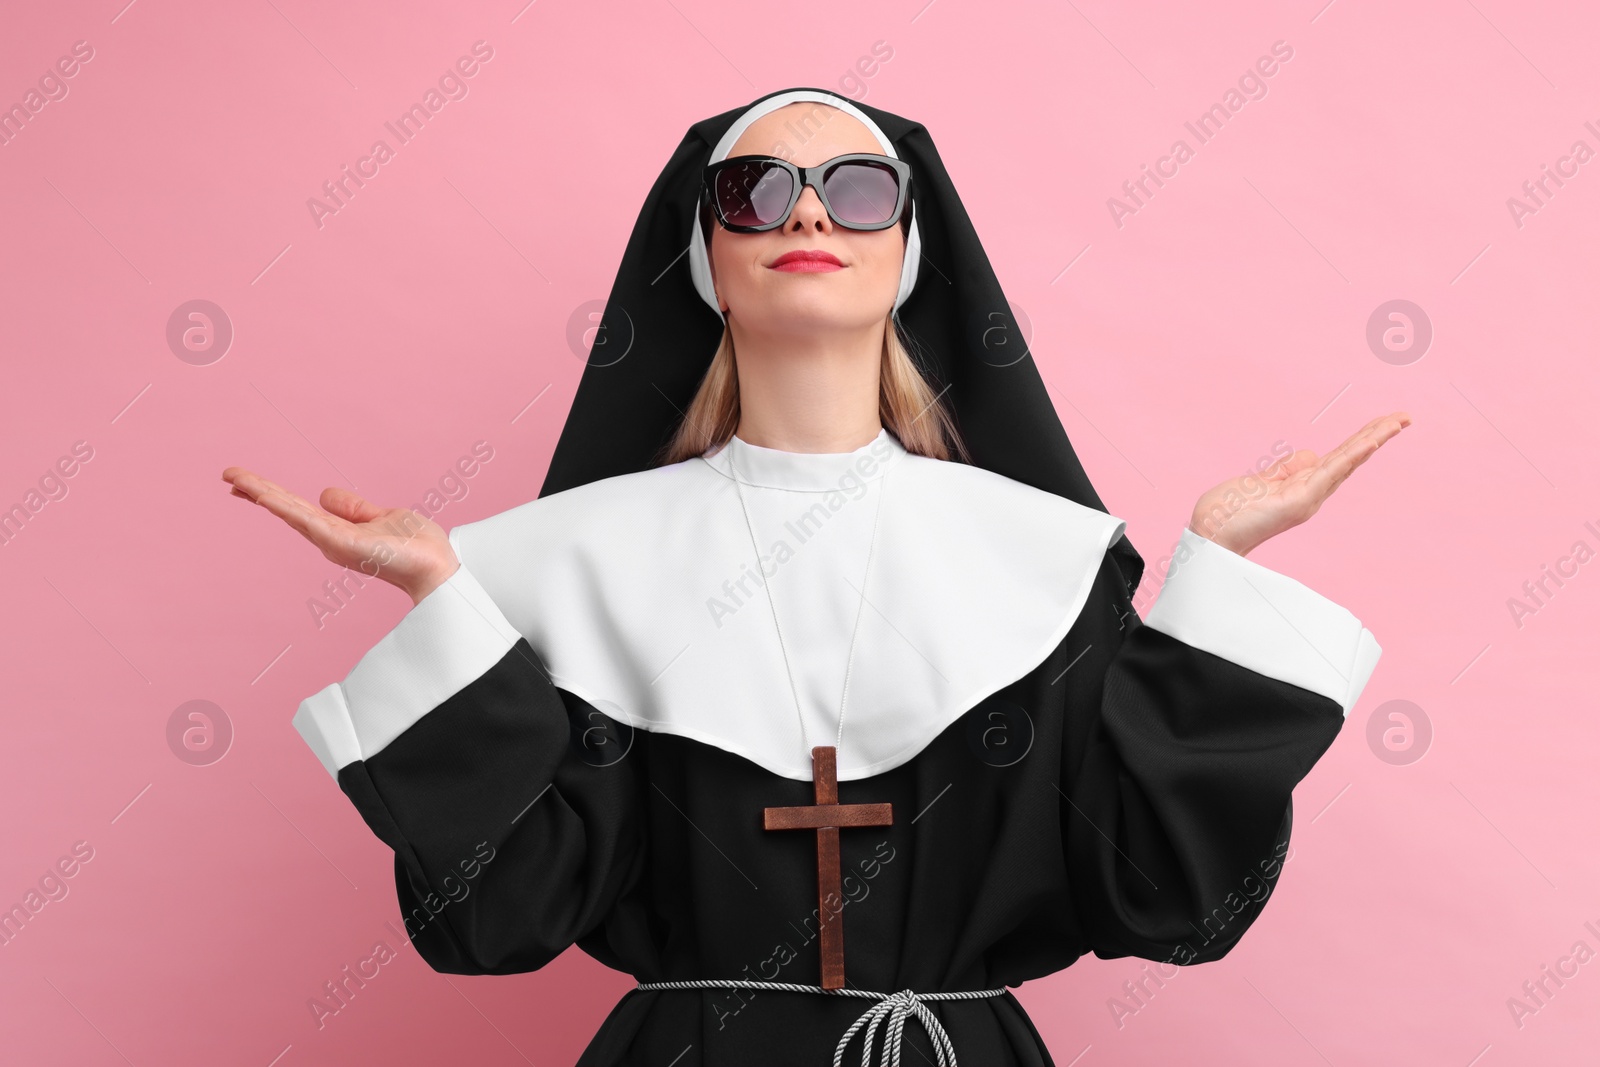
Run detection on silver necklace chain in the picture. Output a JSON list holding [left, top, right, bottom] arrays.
[[721, 439, 890, 762]]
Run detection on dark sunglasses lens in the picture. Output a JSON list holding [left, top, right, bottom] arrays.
[[714, 162, 794, 228], [823, 162, 901, 226]]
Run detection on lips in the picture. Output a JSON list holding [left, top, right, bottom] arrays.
[[770, 249, 845, 272]]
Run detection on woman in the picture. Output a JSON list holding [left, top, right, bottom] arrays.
[[224, 88, 1407, 1065]]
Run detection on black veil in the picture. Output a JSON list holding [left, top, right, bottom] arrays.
[[537, 86, 1144, 597]]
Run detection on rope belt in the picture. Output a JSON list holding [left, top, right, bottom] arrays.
[[634, 978, 1008, 1067]]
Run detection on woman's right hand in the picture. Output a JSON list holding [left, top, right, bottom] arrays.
[[221, 467, 459, 606]]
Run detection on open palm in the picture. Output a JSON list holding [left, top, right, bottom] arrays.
[[1189, 411, 1411, 557], [221, 467, 459, 605]]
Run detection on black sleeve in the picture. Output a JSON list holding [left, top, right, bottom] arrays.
[[1060, 539, 1368, 965], [292, 563, 647, 975]]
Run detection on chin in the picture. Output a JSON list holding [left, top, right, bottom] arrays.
[[749, 306, 883, 337], [740, 285, 889, 332]]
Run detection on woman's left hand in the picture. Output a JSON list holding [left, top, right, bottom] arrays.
[[1188, 411, 1411, 557]]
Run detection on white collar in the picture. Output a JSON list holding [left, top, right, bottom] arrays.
[[700, 426, 903, 490], [447, 436, 1125, 781]]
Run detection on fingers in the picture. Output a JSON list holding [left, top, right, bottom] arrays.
[[223, 468, 310, 508], [222, 467, 346, 544], [1308, 411, 1410, 495], [246, 484, 327, 538]]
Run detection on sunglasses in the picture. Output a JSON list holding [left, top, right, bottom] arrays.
[[702, 153, 912, 233]]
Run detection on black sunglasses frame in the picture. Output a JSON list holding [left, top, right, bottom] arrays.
[[702, 153, 913, 233]]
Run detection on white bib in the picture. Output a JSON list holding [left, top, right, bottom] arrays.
[[447, 428, 1126, 781]]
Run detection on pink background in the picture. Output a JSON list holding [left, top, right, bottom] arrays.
[[2, 0, 1596, 1063]]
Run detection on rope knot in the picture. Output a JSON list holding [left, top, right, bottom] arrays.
[[832, 987, 959, 1067], [631, 978, 1006, 1066]]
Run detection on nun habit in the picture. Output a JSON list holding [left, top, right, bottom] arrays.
[[293, 87, 1381, 1065]]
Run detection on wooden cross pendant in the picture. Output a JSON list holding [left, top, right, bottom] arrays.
[[762, 745, 893, 989]]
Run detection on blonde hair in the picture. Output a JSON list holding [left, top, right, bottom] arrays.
[[654, 315, 971, 466]]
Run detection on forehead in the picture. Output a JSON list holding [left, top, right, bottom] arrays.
[[726, 103, 884, 167]]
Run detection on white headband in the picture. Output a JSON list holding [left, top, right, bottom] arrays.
[[687, 90, 922, 321]]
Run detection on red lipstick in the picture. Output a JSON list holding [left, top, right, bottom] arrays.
[[769, 249, 845, 273]]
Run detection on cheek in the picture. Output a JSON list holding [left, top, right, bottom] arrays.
[[859, 242, 905, 290], [710, 238, 767, 288]]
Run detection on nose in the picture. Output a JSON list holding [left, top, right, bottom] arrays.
[[786, 182, 833, 233]]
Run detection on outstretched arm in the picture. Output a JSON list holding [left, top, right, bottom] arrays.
[[1059, 412, 1406, 963], [222, 466, 647, 974], [291, 535, 648, 974]]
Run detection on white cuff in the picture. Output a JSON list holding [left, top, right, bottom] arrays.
[[291, 539, 524, 778], [1143, 528, 1381, 717]]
